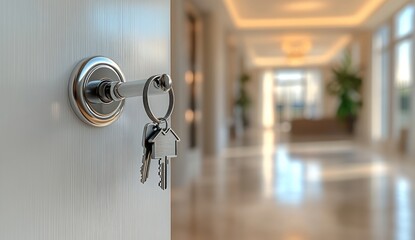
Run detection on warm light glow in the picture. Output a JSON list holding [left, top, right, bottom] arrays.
[[287, 58, 305, 66], [262, 71, 275, 128], [282, 39, 313, 61], [185, 109, 195, 123], [224, 0, 386, 28], [185, 71, 194, 85], [250, 35, 351, 67], [282, 1, 327, 12], [195, 72, 203, 83]]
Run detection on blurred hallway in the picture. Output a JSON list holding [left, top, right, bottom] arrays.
[[171, 1, 415, 239], [172, 130, 415, 240]]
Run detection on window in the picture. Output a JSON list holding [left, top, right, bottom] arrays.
[[275, 70, 305, 122], [274, 69, 322, 123], [393, 4, 414, 138], [395, 5, 414, 38], [394, 40, 413, 131], [304, 70, 323, 119], [372, 3, 415, 151]]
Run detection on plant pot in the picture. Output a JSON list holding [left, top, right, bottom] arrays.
[[345, 116, 356, 134]]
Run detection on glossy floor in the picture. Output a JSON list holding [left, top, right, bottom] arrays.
[[172, 131, 415, 240]]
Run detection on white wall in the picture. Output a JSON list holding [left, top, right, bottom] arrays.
[[246, 69, 265, 129], [352, 31, 373, 144]]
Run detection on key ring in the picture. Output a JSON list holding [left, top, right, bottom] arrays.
[[157, 117, 170, 131], [143, 75, 175, 124]]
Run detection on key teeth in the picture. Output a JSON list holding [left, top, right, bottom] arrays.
[[158, 160, 166, 190], [140, 167, 144, 180], [158, 181, 166, 190], [140, 165, 148, 184], [158, 164, 162, 175]]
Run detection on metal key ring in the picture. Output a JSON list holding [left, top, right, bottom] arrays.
[[143, 75, 175, 124], [157, 117, 170, 131]]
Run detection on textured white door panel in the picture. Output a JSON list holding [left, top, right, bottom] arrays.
[[0, 0, 170, 239]]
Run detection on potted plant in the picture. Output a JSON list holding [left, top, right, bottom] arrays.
[[235, 73, 252, 128], [327, 51, 363, 133]]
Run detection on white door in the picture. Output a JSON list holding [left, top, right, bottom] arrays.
[[0, 0, 171, 239]]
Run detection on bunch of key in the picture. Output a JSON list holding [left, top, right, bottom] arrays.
[[140, 120, 180, 190]]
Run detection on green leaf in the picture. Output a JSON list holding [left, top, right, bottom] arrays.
[[327, 50, 363, 119]]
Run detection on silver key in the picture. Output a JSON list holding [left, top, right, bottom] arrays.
[[158, 158, 168, 190], [140, 123, 160, 184], [149, 127, 180, 190]]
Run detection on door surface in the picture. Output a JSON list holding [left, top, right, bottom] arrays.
[[0, 0, 170, 239]]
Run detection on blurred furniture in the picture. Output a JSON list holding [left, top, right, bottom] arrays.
[[290, 118, 351, 141], [398, 128, 409, 153]]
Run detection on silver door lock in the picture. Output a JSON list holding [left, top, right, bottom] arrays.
[[68, 56, 172, 127]]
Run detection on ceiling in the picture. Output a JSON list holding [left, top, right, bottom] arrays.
[[214, 0, 409, 68], [237, 0, 362, 18], [244, 33, 351, 67], [224, 0, 387, 28]]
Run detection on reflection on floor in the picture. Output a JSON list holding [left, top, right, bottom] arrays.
[[172, 130, 414, 240]]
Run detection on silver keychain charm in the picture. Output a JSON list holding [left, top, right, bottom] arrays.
[[148, 119, 179, 190], [140, 75, 180, 190]]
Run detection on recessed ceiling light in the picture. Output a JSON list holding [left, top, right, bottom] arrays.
[[282, 40, 313, 62], [282, 1, 327, 12]]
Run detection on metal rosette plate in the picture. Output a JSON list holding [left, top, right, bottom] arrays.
[[69, 56, 125, 127]]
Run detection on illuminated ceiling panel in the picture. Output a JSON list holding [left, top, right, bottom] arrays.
[[224, 0, 387, 28], [244, 33, 352, 67]]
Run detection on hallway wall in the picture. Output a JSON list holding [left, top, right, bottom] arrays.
[[353, 31, 373, 144], [202, 10, 229, 156], [171, 0, 202, 187], [246, 69, 265, 129]]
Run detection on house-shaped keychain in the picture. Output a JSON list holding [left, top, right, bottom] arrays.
[[149, 128, 180, 159]]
